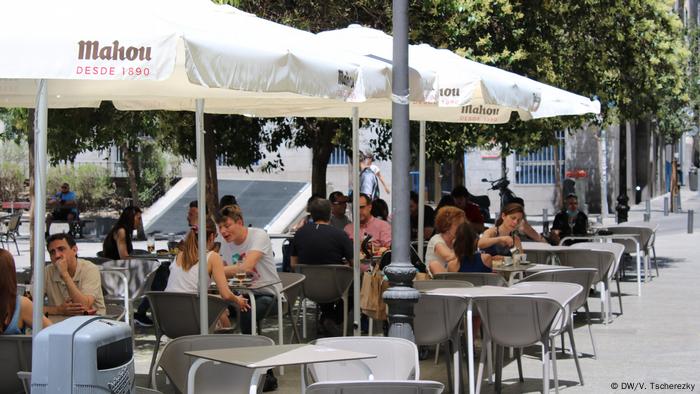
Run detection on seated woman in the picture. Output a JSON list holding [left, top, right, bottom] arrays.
[[1, 249, 51, 334], [165, 220, 249, 327], [102, 206, 142, 260], [478, 203, 524, 256], [426, 206, 466, 275], [454, 223, 493, 273]]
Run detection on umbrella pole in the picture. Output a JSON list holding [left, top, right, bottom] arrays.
[[385, 0, 419, 342], [32, 79, 48, 337], [417, 121, 426, 259], [351, 107, 361, 336], [196, 99, 208, 335]]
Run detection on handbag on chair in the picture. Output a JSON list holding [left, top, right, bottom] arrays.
[[360, 265, 389, 321]]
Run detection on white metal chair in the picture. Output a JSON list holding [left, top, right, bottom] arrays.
[[297, 264, 353, 337], [279, 272, 305, 343], [475, 284, 583, 394], [432, 272, 507, 287], [306, 336, 419, 386], [570, 242, 625, 318], [150, 334, 274, 393], [306, 380, 444, 394], [607, 224, 657, 278], [0, 213, 22, 255], [0, 335, 32, 394]]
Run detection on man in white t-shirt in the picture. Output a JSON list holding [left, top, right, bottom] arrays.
[[217, 204, 281, 335]]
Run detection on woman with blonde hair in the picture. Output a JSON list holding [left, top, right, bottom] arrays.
[[1, 249, 51, 334], [478, 203, 524, 256], [165, 219, 249, 326], [425, 206, 467, 275]]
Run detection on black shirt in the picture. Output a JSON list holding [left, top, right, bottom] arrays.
[[552, 211, 588, 237], [291, 222, 353, 265], [102, 225, 133, 260]]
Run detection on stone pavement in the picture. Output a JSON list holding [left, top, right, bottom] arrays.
[[8, 188, 700, 393]]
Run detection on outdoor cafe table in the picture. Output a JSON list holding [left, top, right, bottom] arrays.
[[491, 262, 571, 285], [185, 344, 376, 394], [560, 233, 645, 296], [211, 278, 284, 349], [423, 282, 581, 394]]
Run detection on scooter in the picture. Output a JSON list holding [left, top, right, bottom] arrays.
[[481, 172, 522, 219]]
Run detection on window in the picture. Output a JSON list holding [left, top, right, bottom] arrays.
[[514, 131, 565, 185], [328, 146, 348, 165]]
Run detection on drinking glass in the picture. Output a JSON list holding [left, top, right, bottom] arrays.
[[147, 237, 155, 253]]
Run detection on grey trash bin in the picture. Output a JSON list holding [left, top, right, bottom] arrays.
[[689, 167, 698, 191]]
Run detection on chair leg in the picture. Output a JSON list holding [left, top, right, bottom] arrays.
[[148, 333, 162, 387], [567, 325, 585, 385], [342, 294, 348, 336], [13, 236, 19, 255], [583, 304, 597, 359], [475, 336, 488, 394], [516, 347, 524, 382], [301, 298, 307, 339], [443, 341, 454, 394], [615, 275, 623, 315], [542, 341, 550, 394], [652, 245, 659, 276], [288, 305, 301, 343], [495, 345, 503, 394], [550, 338, 559, 394], [434, 343, 441, 365]]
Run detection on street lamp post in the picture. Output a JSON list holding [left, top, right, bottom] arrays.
[[384, 0, 419, 341]]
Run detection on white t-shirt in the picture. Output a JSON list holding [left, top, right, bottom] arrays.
[[425, 233, 448, 274], [165, 251, 214, 293], [224, 227, 281, 295]]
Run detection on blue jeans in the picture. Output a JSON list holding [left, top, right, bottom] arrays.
[[240, 294, 275, 335]]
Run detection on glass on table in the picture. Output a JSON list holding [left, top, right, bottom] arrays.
[[146, 236, 155, 253]]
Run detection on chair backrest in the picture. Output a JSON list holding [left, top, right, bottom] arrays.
[[413, 293, 469, 346], [104, 303, 126, 321], [153, 334, 274, 393], [606, 225, 655, 253], [413, 279, 472, 291], [297, 265, 353, 304], [550, 249, 614, 284], [569, 242, 625, 277], [475, 295, 564, 348], [306, 380, 444, 394], [5, 214, 21, 234], [309, 337, 419, 382], [520, 269, 597, 310], [279, 272, 305, 311], [0, 335, 32, 394], [432, 272, 506, 287], [146, 292, 229, 339], [102, 259, 161, 302], [82, 256, 111, 265]]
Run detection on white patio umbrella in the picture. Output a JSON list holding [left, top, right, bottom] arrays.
[[0, 0, 417, 337]]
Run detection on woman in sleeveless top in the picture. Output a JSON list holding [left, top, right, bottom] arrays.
[[165, 219, 249, 327], [478, 203, 524, 257], [454, 223, 493, 273], [1, 249, 51, 334], [426, 206, 466, 275], [102, 206, 142, 260]]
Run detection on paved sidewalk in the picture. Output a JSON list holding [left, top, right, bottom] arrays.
[[8, 188, 700, 393]]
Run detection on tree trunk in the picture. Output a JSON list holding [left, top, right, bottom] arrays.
[[310, 120, 335, 197], [500, 144, 507, 179], [553, 135, 563, 209], [453, 147, 465, 186], [27, 109, 35, 277], [204, 115, 219, 216], [121, 143, 145, 239]]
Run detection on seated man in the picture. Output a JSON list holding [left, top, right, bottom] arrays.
[[328, 191, 351, 230], [41, 233, 105, 316], [217, 204, 282, 334], [344, 193, 392, 253], [550, 193, 589, 245], [291, 198, 352, 336], [45, 183, 79, 236]]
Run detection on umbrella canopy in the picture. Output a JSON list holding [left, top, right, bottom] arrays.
[[0, 0, 422, 337], [0, 0, 423, 109]]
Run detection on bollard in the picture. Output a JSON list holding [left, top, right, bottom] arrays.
[[675, 195, 682, 213], [645, 200, 651, 221], [663, 197, 669, 216], [689, 210, 694, 234], [643, 213, 650, 222]]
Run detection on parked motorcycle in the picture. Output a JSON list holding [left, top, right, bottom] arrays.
[[479, 172, 522, 221]]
